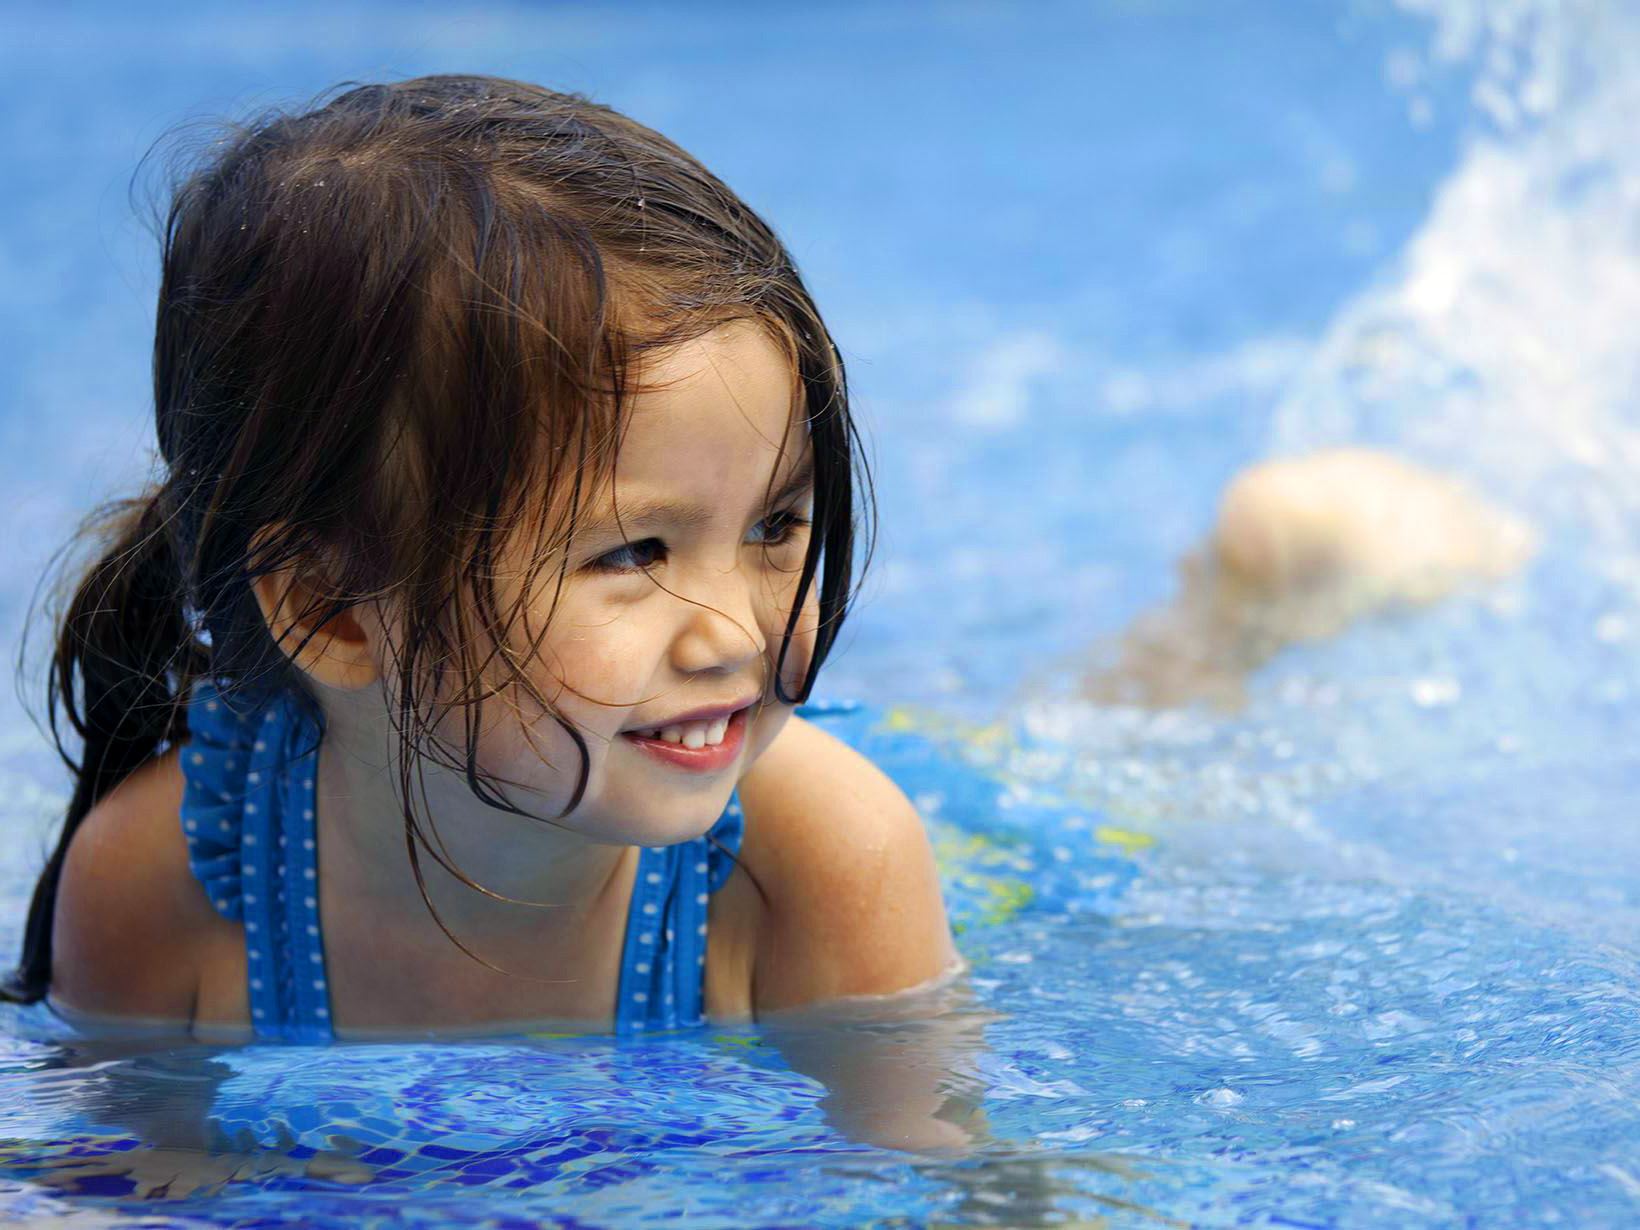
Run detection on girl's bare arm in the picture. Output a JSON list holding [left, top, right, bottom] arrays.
[[737, 717, 983, 1152]]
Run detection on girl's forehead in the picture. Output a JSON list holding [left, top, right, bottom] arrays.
[[616, 322, 806, 484]]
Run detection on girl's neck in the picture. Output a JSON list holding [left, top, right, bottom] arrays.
[[311, 683, 635, 942]]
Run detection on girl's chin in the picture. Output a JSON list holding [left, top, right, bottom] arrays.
[[583, 795, 734, 849]]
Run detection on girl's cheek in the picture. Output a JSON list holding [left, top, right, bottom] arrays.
[[771, 587, 821, 695], [458, 681, 615, 818], [549, 606, 662, 698], [459, 609, 650, 749], [472, 713, 577, 802]]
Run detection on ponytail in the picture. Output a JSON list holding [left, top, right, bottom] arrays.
[[1, 488, 200, 1003]]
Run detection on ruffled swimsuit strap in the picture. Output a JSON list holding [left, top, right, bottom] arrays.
[[611, 699, 859, 1033], [614, 794, 746, 1033], [179, 679, 333, 1042], [182, 688, 854, 1039]]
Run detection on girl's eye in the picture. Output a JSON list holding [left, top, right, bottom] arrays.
[[587, 512, 808, 573], [750, 509, 810, 547], [589, 538, 667, 573]]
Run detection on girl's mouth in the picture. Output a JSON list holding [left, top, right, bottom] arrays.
[[621, 706, 750, 774]]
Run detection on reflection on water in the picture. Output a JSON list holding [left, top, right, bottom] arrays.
[[914, 1150, 1191, 1229]]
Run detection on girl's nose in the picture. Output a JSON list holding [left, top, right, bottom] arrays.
[[668, 569, 770, 677]]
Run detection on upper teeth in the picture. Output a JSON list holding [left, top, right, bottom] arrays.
[[640, 717, 730, 748]]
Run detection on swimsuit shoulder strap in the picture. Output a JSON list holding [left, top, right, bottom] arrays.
[[178, 695, 851, 1039], [610, 701, 860, 1033], [613, 791, 746, 1033], [178, 679, 334, 1041]]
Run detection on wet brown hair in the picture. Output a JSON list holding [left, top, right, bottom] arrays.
[[2, 74, 873, 1002]]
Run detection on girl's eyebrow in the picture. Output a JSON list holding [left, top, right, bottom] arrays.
[[769, 453, 816, 506], [593, 455, 815, 534]]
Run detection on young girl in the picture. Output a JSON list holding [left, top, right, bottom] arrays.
[[3, 75, 959, 1042]]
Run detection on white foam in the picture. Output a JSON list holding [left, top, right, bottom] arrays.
[[1272, 0, 1640, 594]]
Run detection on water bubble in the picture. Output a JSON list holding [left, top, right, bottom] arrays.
[[1410, 676, 1461, 707], [1595, 612, 1630, 643]]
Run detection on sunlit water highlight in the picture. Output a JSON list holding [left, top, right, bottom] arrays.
[[0, 0, 1637, 1225]]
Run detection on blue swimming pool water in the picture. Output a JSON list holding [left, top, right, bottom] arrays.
[[1, 0, 1638, 1225]]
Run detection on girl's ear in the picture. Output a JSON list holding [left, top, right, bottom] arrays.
[[248, 528, 383, 692]]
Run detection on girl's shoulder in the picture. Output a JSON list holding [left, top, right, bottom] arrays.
[[732, 712, 957, 1015], [50, 748, 231, 1029]]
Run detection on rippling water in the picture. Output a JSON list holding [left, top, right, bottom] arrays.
[[2, 0, 1638, 1225]]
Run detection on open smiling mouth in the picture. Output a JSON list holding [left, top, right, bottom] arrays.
[[620, 705, 752, 773]]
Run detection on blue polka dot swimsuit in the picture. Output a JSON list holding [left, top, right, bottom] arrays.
[[178, 678, 746, 1041]]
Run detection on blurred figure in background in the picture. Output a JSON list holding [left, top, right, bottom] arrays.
[[1085, 448, 1537, 709]]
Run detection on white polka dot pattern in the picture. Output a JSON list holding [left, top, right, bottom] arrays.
[[179, 678, 797, 1038], [611, 792, 744, 1034], [178, 679, 332, 1042]]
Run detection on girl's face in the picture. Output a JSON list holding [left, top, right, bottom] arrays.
[[457, 319, 818, 846]]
